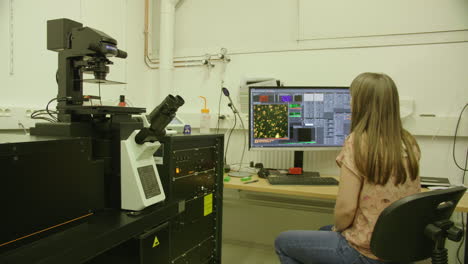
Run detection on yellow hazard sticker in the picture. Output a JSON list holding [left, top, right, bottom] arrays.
[[204, 193, 213, 216], [153, 236, 160, 247]]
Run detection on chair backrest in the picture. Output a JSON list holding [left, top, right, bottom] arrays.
[[370, 186, 466, 263]]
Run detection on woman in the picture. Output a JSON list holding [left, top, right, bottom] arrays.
[[275, 72, 421, 264]]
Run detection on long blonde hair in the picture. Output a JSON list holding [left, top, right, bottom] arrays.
[[350, 72, 419, 185]]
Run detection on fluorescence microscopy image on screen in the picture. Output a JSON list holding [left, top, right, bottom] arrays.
[[253, 104, 288, 139]]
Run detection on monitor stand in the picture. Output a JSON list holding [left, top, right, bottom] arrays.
[[293, 151, 320, 177]]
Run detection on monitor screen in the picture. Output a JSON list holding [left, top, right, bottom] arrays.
[[249, 87, 351, 149]]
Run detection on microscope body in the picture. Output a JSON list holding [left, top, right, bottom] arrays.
[[47, 18, 129, 121], [33, 19, 189, 213]]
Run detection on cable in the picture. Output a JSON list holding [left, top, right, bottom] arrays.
[[463, 148, 468, 185], [45, 98, 59, 121], [456, 213, 465, 264], [17, 122, 28, 135], [224, 111, 237, 166], [456, 149, 468, 264], [31, 112, 57, 123], [453, 103, 468, 171], [31, 109, 57, 123], [225, 93, 247, 172], [219, 86, 248, 171], [216, 88, 223, 134], [31, 109, 58, 116], [234, 107, 247, 172], [31, 97, 69, 123], [30, 116, 57, 123]]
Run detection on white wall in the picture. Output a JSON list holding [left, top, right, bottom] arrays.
[[1, 1, 466, 189], [169, 0, 468, 263], [1, 0, 467, 262], [170, 2, 468, 261], [171, 0, 468, 116], [0, 0, 155, 111], [298, 0, 468, 39], [168, 0, 468, 183]]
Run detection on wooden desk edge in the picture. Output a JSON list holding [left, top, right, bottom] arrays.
[[223, 174, 468, 213]]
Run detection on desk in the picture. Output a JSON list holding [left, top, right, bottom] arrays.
[[224, 175, 468, 212], [224, 174, 468, 263], [224, 175, 341, 200]]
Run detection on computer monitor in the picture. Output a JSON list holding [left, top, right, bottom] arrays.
[[249, 86, 351, 174]]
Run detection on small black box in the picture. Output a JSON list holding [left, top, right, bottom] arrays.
[[47, 18, 82, 51]]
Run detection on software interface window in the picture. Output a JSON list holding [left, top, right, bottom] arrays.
[[250, 87, 351, 148]]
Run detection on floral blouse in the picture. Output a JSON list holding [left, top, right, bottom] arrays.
[[335, 135, 420, 260]]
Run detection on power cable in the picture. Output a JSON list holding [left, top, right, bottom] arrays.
[[224, 111, 237, 166], [456, 149, 468, 264], [453, 103, 468, 171], [216, 88, 223, 134], [232, 103, 247, 172]]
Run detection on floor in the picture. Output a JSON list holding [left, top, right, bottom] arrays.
[[221, 242, 432, 264], [222, 241, 280, 264]]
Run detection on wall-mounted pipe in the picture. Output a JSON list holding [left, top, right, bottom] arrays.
[[144, 0, 193, 66], [143, 0, 231, 105], [143, 0, 230, 68], [158, 0, 178, 104], [9, 0, 15, 76]]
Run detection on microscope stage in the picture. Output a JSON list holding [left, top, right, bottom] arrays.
[[82, 79, 126, 85], [58, 105, 146, 115]]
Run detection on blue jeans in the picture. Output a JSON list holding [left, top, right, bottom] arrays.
[[274, 225, 384, 264]]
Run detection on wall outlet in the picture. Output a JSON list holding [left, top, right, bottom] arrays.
[[0, 108, 11, 117], [0, 106, 43, 129], [25, 109, 34, 118]]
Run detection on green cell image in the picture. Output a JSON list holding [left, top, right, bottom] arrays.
[[289, 104, 301, 108], [253, 104, 288, 139], [289, 112, 301, 117]]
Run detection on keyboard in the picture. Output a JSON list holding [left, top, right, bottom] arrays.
[[267, 176, 339, 186]]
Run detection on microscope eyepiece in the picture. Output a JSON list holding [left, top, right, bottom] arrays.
[[116, 49, 127, 59], [134, 94, 185, 145], [175, 95, 185, 107]]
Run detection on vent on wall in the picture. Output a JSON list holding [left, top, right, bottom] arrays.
[[248, 151, 293, 169]]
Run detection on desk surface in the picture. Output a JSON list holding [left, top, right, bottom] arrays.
[[224, 174, 468, 212]]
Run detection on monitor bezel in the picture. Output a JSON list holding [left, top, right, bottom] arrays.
[[248, 86, 350, 150]]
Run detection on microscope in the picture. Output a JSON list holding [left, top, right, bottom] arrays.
[[45, 18, 142, 122], [31, 18, 185, 211], [1, 19, 223, 263], [122, 94, 185, 210]]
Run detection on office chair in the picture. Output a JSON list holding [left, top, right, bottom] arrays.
[[370, 186, 466, 264]]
